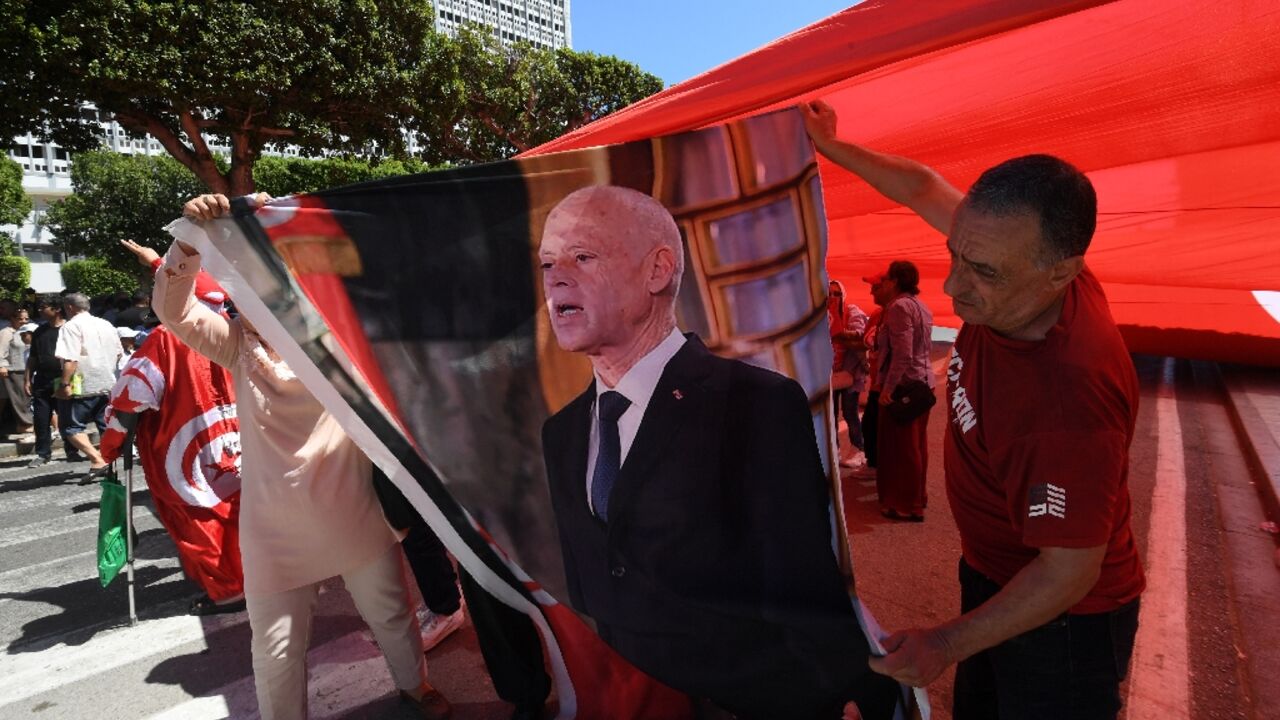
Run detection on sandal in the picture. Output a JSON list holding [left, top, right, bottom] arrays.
[[78, 465, 110, 485], [189, 595, 247, 616], [881, 509, 925, 523]]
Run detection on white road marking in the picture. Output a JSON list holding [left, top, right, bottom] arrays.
[[0, 552, 178, 606], [0, 484, 113, 514], [0, 549, 95, 583], [0, 611, 242, 707], [1126, 358, 1191, 719], [142, 630, 398, 720], [0, 510, 161, 549]]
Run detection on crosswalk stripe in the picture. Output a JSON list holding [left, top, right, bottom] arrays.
[[0, 549, 96, 583], [1126, 358, 1191, 719], [0, 483, 149, 515], [0, 508, 162, 550], [0, 551, 178, 608], [142, 630, 403, 720], [0, 611, 243, 707]]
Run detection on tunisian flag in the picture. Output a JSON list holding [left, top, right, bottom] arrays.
[[101, 320, 243, 602]]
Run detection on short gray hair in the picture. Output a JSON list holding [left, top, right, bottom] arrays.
[[63, 293, 91, 311]]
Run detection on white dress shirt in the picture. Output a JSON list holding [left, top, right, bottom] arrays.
[[586, 328, 687, 513], [54, 311, 123, 395]]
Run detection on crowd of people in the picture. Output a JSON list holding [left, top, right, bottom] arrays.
[[0, 291, 144, 479], [7, 94, 1150, 719], [829, 260, 935, 524]]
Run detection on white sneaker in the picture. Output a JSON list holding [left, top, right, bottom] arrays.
[[418, 602, 466, 652], [839, 449, 866, 469], [849, 464, 877, 479]]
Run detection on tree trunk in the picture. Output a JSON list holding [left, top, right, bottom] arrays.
[[191, 157, 231, 196], [228, 132, 258, 195]]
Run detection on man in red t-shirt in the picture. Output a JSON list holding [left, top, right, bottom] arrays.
[[803, 101, 1144, 720]]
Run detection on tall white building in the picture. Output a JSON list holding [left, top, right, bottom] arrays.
[[5, 105, 157, 291], [4, 1, 573, 291], [434, 0, 572, 49]]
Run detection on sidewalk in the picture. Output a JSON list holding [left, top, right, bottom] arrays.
[[1215, 363, 1280, 720], [1221, 364, 1280, 526]]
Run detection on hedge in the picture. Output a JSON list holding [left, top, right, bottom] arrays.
[[59, 258, 137, 298], [0, 255, 31, 302]]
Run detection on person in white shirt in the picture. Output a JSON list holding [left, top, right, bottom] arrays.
[[54, 292, 121, 481]]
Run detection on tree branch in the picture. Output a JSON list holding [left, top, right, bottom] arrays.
[[438, 122, 483, 164], [473, 109, 530, 153], [178, 109, 215, 165], [114, 108, 229, 194]]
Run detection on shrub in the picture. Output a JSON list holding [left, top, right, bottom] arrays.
[[0, 256, 31, 302], [59, 258, 136, 298]]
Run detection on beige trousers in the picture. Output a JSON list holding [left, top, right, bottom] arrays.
[[247, 544, 425, 720]]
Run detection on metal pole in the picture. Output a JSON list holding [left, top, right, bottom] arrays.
[[122, 433, 138, 626]]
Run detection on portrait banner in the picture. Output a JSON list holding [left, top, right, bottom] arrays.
[[169, 108, 919, 720]]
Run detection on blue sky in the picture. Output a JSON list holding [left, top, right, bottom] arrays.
[[571, 1, 857, 86]]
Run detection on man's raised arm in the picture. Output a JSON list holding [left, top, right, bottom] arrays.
[[799, 100, 964, 235]]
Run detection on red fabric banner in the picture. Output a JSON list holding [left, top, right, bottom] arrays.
[[528, 0, 1280, 365]]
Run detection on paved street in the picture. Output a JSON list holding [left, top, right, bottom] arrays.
[[0, 354, 1277, 719], [843, 355, 1280, 720], [0, 458, 509, 719]]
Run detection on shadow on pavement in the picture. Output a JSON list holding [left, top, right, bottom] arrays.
[[68, 489, 151, 515], [143, 615, 257, 712], [133, 528, 176, 560], [0, 470, 82, 494], [143, 613, 369, 717], [1, 564, 191, 653]]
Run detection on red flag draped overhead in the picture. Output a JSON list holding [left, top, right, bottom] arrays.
[[528, 0, 1280, 365]]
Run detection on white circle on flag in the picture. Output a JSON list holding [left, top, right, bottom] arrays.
[[164, 404, 242, 508]]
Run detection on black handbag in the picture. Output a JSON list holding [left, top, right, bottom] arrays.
[[888, 379, 937, 422]]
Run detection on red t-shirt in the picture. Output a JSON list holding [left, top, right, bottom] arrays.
[[945, 268, 1145, 614]]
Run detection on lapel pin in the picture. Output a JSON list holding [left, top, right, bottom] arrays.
[[672, 389, 683, 400]]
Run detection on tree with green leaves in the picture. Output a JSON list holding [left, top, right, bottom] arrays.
[[415, 27, 664, 164], [0, 157, 33, 250], [2, 0, 435, 195], [2, 1, 662, 194], [42, 150, 206, 277], [43, 149, 438, 278]]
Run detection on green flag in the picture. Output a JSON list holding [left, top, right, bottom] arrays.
[[97, 472, 127, 587]]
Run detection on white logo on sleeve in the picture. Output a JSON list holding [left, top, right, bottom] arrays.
[[1028, 483, 1067, 519], [948, 347, 978, 434]]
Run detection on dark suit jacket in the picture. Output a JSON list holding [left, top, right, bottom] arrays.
[[542, 334, 896, 719]]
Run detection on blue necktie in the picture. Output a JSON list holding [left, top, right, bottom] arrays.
[[591, 390, 631, 522]]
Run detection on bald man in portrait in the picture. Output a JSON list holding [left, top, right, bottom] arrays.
[[538, 186, 898, 719]]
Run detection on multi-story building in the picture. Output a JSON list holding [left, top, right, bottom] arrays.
[[5, 107, 306, 292], [434, 0, 571, 49], [3, 1, 572, 291], [6, 105, 184, 291]]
